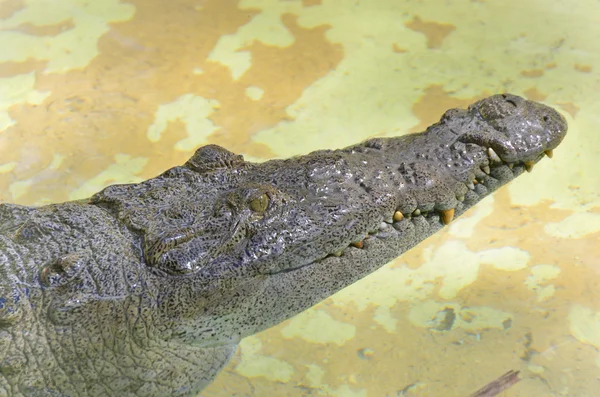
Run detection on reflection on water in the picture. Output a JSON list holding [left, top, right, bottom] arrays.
[[1, 0, 599, 396]]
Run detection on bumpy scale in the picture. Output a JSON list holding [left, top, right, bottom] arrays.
[[0, 94, 567, 396]]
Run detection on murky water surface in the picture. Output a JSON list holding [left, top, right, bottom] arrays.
[[1, 1, 599, 396]]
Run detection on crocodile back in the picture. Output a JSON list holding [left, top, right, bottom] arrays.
[[0, 203, 234, 397]]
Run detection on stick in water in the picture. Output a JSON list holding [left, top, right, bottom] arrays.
[[468, 370, 521, 397]]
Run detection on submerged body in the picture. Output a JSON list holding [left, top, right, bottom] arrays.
[[0, 94, 567, 396]]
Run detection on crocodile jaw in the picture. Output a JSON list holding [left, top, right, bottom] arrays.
[[248, 94, 567, 275], [156, 94, 566, 344]]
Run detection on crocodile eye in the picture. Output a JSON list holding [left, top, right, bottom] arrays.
[[249, 193, 269, 213]]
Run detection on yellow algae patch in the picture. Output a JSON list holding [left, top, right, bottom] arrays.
[[569, 305, 600, 349], [146, 94, 221, 151], [0, 0, 344, 205], [544, 212, 600, 239], [330, 385, 367, 397], [527, 363, 545, 374], [0, 72, 49, 131], [245, 85, 264, 101], [281, 309, 355, 345], [416, 241, 525, 299], [372, 306, 397, 333], [331, 265, 433, 325], [251, 0, 598, 159], [0, 0, 135, 72], [207, 35, 253, 81], [14, 19, 75, 36], [330, 239, 532, 331], [48, 153, 65, 171], [67, 154, 148, 200], [0, 162, 17, 174], [305, 363, 325, 387], [525, 264, 561, 302], [478, 247, 530, 271], [208, 1, 300, 79], [8, 179, 33, 201], [408, 300, 512, 332], [418, 241, 480, 300], [236, 335, 295, 382], [330, 242, 474, 312], [251, 4, 424, 157], [304, 363, 368, 397], [208, 11, 343, 156], [448, 195, 494, 238], [6, 152, 64, 201]]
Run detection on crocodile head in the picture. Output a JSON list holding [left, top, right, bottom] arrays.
[[91, 93, 567, 343]]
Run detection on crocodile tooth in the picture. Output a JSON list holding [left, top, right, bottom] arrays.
[[508, 163, 514, 169], [379, 222, 389, 230], [481, 165, 490, 174], [332, 250, 343, 257], [456, 194, 465, 202], [467, 182, 475, 190], [393, 211, 404, 222], [351, 240, 364, 249], [412, 209, 421, 216], [473, 179, 479, 185], [487, 147, 502, 163], [544, 149, 553, 158], [440, 208, 455, 225], [524, 161, 535, 172]]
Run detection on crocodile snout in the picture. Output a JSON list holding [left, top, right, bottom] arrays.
[[463, 93, 568, 165]]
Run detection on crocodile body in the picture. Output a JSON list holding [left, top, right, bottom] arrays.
[[0, 94, 567, 397]]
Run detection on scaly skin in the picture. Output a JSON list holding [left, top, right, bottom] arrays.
[[0, 94, 567, 397]]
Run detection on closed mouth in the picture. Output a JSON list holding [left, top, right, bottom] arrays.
[[266, 144, 555, 276]]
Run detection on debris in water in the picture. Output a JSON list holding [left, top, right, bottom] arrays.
[[468, 370, 520, 397]]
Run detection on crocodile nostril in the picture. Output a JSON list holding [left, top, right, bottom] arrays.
[[505, 98, 518, 107], [542, 115, 550, 123]]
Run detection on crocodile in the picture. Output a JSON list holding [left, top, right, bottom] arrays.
[[0, 94, 567, 397]]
